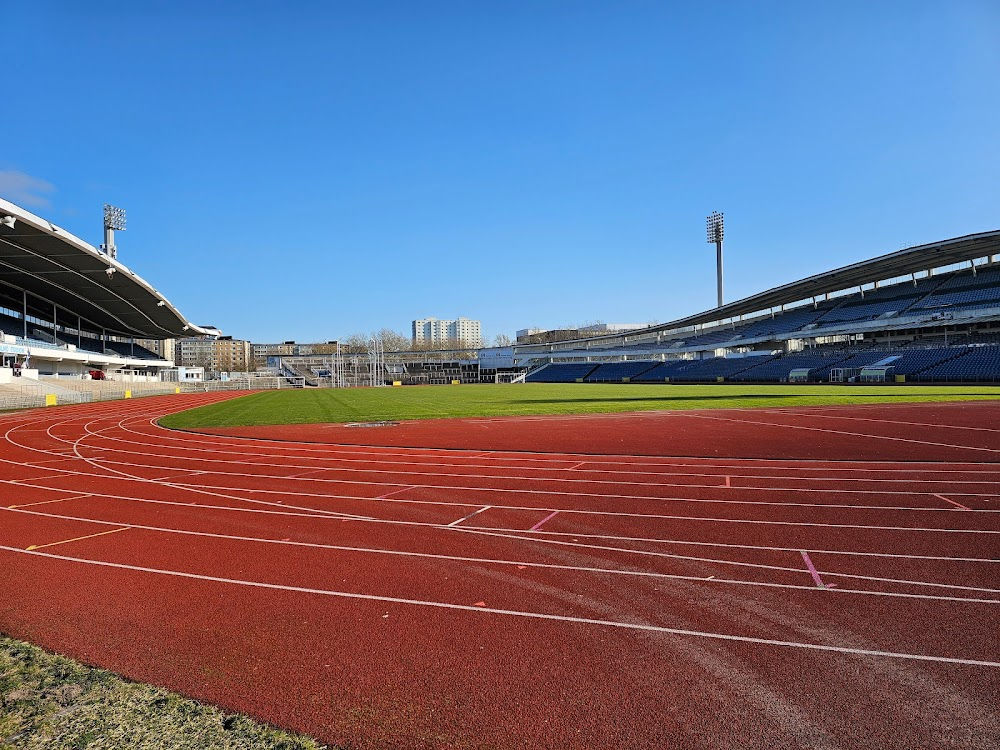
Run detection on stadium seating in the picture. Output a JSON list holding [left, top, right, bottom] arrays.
[[913, 268, 1000, 311], [727, 351, 854, 382], [103, 341, 161, 360], [674, 326, 746, 348], [735, 305, 831, 339], [526, 342, 1000, 384], [525, 362, 600, 382], [585, 361, 662, 382], [0, 312, 23, 338], [631, 359, 709, 381], [804, 349, 892, 380], [914, 346, 1000, 382], [659, 355, 778, 382], [883, 347, 967, 377]]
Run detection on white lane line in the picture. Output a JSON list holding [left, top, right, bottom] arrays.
[[679, 412, 1000, 455], [7, 486, 993, 564], [41, 454, 1000, 511], [8, 505, 997, 601], [448, 505, 492, 527], [160, 481, 1000, 534], [7, 494, 94, 510], [763, 409, 1000, 434], [2, 470, 995, 539], [61, 435, 1000, 489], [104, 413, 1000, 471], [448, 525, 1000, 597], [51, 415, 383, 524], [3, 544, 997, 667], [146, 470, 209, 482]]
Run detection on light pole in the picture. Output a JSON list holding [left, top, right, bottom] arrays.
[[103, 204, 126, 259], [706, 211, 724, 308]]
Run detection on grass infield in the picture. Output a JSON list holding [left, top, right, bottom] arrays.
[[159, 382, 1000, 429]]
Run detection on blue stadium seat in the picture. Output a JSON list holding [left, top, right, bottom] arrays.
[[526, 363, 600, 382]]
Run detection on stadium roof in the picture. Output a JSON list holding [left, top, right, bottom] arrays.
[[687, 230, 1000, 324], [517, 230, 1000, 349], [0, 197, 216, 338]]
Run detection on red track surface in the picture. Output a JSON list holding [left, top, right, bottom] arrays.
[[1, 394, 999, 749]]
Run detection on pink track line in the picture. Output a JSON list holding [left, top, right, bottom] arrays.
[[799, 550, 831, 589], [530, 510, 560, 531], [934, 493, 971, 510]]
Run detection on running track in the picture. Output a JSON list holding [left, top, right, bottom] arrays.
[[1, 394, 998, 749]]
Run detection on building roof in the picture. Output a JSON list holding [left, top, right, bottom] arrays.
[[0, 197, 217, 338], [515, 230, 1000, 350]]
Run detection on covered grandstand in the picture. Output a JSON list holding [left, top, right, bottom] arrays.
[[516, 231, 1000, 384], [0, 197, 216, 402]]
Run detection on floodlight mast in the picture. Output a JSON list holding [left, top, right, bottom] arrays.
[[102, 204, 126, 260], [706, 211, 724, 308]]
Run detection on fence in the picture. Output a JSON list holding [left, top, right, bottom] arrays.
[[179, 376, 304, 392]]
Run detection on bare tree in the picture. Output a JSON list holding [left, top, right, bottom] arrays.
[[493, 333, 512, 347], [376, 329, 411, 352], [341, 333, 369, 353]]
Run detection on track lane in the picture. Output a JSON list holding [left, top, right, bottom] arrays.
[[2, 394, 999, 749]]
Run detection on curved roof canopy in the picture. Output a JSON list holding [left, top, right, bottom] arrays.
[[0, 197, 216, 338], [516, 230, 1000, 350]]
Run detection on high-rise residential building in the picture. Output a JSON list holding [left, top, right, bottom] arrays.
[[177, 337, 251, 372], [412, 317, 482, 348]]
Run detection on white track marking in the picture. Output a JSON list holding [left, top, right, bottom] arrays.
[[761, 409, 1000, 434], [155, 480, 1000, 534], [4, 480, 990, 564], [447, 505, 492, 527], [137, 413, 1000, 469], [6, 505, 997, 601], [66, 427, 1000, 488], [4, 404, 378, 524], [10, 429, 998, 521], [2, 544, 997, 667], [679, 412, 1000, 455]]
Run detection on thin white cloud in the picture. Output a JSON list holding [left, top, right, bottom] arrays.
[[0, 170, 55, 209]]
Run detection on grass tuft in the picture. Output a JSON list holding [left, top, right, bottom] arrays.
[[0, 635, 329, 750]]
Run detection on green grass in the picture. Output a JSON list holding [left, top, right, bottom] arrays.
[[0, 635, 328, 750], [159, 383, 1000, 429]]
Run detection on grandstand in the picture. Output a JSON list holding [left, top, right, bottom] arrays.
[[0, 197, 216, 404], [513, 231, 1000, 384]]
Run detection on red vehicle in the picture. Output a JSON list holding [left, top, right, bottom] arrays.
[[88, 370, 107, 380]]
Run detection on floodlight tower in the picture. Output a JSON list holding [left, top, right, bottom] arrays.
[[706, 211, 724, 308], [102, 204, 126, 259]]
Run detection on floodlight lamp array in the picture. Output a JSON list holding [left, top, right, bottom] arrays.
[[103, 204, 127, 231], [706, 211, 724, 243]]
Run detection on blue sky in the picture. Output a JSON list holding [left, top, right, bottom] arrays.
[[4, 1, 999, 344]]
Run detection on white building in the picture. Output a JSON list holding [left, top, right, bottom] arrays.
[[412, 317, 482, 348]]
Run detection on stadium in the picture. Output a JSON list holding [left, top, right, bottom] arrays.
[[517, 230, 1000, 384], [4, 193, 1000, 400], [2, 192, 999, 749]]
